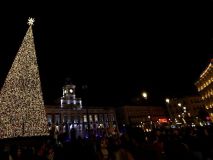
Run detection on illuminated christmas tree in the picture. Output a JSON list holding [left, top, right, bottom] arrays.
[[0, 18, 48, 139]]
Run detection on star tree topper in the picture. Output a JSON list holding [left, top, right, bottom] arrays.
[[27, 17, 35, 26]]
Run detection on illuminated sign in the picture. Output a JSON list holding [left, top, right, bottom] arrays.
[[159, 118, 168, 123]]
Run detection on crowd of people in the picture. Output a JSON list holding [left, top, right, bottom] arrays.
[[0, 124, 213, 160]]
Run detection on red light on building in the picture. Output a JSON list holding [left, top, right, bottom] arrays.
[[206, 116, 211, 120], [159, 118, 168, 123]]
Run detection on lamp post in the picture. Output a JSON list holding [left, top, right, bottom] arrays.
[[165, 98, 173, 124], [166, 98, 170, 104], [148, 115, 152, 130]]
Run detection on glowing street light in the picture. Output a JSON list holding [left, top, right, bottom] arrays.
[[142, 92, 148, 100], [165, 98, 173, 123], [165, 98, 170, 104]]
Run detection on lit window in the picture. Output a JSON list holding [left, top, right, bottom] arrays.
[[89, 115, 93, 122], [83, 115, 87, 122], [94, 114, 98, 122]]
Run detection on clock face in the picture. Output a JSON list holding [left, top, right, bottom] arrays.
[[69, 89, 73, 93]]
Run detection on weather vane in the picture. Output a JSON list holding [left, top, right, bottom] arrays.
[[27, 17, 35, 26]]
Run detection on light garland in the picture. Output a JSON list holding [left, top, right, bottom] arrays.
[[0, 18, 49, 139]]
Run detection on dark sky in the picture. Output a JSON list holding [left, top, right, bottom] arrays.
[[0, 2, 212, 106]]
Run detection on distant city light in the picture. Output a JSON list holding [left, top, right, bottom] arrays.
[[165, 98, 170, 103], [142, 92, 148, 99]]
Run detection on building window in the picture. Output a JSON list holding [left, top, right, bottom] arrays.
[[55, 114, 60, 124], [83, 115, 87, 122], [74, 116, 79, 123], [89, 115, 93, 122], [47, 114, 52, 123], [99, 114, 103, 121], [104, 114, 108, 121], [109, 114, 115, 121], [64, 115, 68, 123], [94, 114, 98, 122]]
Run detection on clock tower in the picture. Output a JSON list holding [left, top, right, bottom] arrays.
[[60, 80, 82, 110], [63, 84, 76, 99]]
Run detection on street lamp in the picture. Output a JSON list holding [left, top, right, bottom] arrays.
[[142, 92, 148, 100], [165, 98, 170, 104], [147, 115, 152, 130], [165, 98, 173, 123]]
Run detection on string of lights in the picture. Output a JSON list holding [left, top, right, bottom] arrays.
[[0, 18, 49, 139]]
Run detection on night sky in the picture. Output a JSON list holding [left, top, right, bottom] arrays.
[[0, 2, 212, 106]]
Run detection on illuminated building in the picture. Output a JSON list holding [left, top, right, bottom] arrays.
[[60, 81, 82, 110], [45, 82, 118, 138], [116, 105, 167, 130], [195, 59, 213, 120], [168, 96, 204, 124]]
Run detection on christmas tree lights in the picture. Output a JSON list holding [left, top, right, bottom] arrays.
[[0, 18, 49, 139]]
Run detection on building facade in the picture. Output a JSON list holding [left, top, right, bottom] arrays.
[[60, 82, 82, 110], [116, 105, 167, 131], [168, 96, 204, 125], [45, 82, 118, 138], [195, 59, 213, 120]]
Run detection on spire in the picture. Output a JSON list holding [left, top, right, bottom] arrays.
[[0, 18, 48, 139]]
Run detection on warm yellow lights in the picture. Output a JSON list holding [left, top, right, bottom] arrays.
[[0, 18, 48, 139], [142, 92, 148, 99], [196, 60, 212, 111], [200, 59, 212, 78], [165, 98, 170, 104]]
